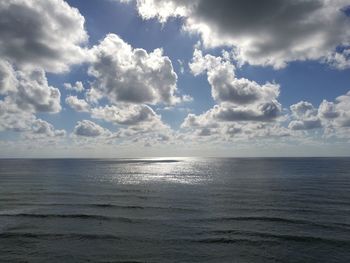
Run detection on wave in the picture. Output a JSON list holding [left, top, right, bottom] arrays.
[[190, 237, 278, 245], [1, 213, 348, 231], [0, 198, 21, 202], [189, 216, 350, 231], [0, 202, 199, 212], [97, 262, 145, 263], [2, 231, 349, 248], [3, 191, 156, 200], [0, 213, 135, 222], [0, 232, 123, 240], [207, 228, 350, 242], [191, 234, 350, 247], [93, 204, 144, 209], [89, 204, 196, 212]]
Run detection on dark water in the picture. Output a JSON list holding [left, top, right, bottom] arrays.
[[0, 158, 350, 263]]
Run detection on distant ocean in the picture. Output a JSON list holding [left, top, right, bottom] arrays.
[[0, 158, 349, 262]]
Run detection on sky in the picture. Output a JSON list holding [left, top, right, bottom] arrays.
[[0, 0, 350, 158]]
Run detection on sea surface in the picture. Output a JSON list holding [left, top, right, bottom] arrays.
[[0, 158, 349, 262]]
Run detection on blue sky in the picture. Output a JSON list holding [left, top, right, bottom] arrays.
[[0, 0, 350, 157]]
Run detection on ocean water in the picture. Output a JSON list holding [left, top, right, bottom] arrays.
[[0, 158, 349, 263]]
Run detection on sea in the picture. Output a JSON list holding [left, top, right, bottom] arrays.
[[0, 158, 349, 262]]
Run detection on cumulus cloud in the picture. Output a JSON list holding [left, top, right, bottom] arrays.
[[0, 60, 61, 114], [0, 99, 65, 137], [0, 0, 88, 139], [65, 96, 90, 112], [181, 105, 291, 144], [0, 0, 88, 73], [318, 100, 340, 119], [29, 119, 66, 138], [0, 2, 194, 147], [290, 101, 318, 119], [288, 91, 350, 133], [64, 81, 85, 92], [89, 103, 174, 145], [88, 33, 182, 105], [213, 78, 279, 105], [183, 50, 282, 133], [288, 101, 322, 130], [190, 50, 280, 105], [324, 48, 350, 70], [91, 104, 161, 125], [288, 119, 322, 131], [0, 101, 35, 132], [64, 94, 170, 133], [177, 59, 185, 74], [180, 49, 287, 141], [319, 91, 350, 128], [212, 102, 282, 122], [121, 0, 350, 68], [181, 110, 291, 141], [0, 59, 62, 137], [182, 102, 281, 127], [181, 113, 218, 129], [73, 120, 110, 137], [0, 60, 17, 94], [12, 69, 61, 113], [0, 101, 65, 136], [129, 0, 188, 23]]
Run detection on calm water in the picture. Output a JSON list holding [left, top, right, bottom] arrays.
[[0, 158, 350, 262]]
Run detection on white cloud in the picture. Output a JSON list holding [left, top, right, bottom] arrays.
[[181, 94, 193, 103], [181, 110, 292, 141], [212, 102, 282, 122], [212, 77, 279, 106], [190, 49, 227, 76], [65, 96, 90, 112], [324, 48, 350, 70], [73, 120, 110, 137], [13, 69, 61, 113], [132, 0, 188, 23], [0, 59, 62, 136], [121, 0, 350, 69], [288, 91, 350, 133], [0, 60, 17, 94], [0, 0, 88, 73], [318, 100, 340, 119], [190, 50, 280, 106], [88, 33, 181, 105], [89, 103, 174, 146], [182, 101, 281, 127], [181, 49, 287, 141], [64, 81, 85, 92], [91, 104, 161, 126], [0, 100, 65, 138], [288, 101, 322, 130], [177, 59, 185, 74], [0, 101, 35, 132], [0, 0, 88, 140], [183, 50, 283, 133], [288, 119, 322, 131], [181, 113, 218, 129], [0, 60, 61, 114], [320, 91, 350, 128], [290, 101, 317, 119], [28, 119, 66, 138]]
